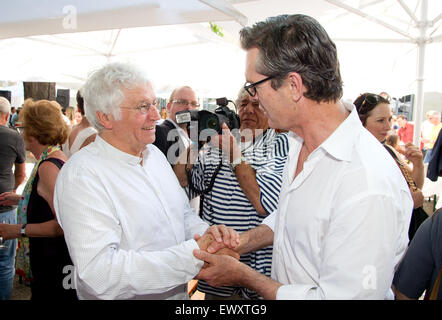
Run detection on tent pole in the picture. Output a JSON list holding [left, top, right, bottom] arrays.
[[413, 0, 428, 147], [325, 0, 414, 41]]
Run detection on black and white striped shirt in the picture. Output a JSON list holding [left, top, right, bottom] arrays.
[[191, 129, 289, 299]]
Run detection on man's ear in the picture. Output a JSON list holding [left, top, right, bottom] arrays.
[[2, 112, 9, 123], [287, 72, 305, 103], [166, 102, 172, 113], [96, 111, 113, 130]]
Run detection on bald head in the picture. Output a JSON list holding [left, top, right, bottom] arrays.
[[166, 86, 199, 123]]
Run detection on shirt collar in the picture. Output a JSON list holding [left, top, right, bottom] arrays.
[[319, 100, 362, 162], [95, 135, 147, 166]]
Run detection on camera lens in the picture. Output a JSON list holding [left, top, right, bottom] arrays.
[[201, 114, 221, 132]]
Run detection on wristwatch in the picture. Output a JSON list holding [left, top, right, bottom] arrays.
[[230, 154, 247, 171], [21, 224, 27, 237]]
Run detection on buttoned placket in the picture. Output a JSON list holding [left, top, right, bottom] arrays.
[[273, 145, 325, 269]]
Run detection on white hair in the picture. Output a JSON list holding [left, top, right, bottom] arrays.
[[0, 96, 11, 115], [428, 110, 441, 118], [82, 62, 151, 131], [235, 87, 249, 107]]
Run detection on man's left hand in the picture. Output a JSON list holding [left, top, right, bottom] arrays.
[[194, 224, 240, 253]]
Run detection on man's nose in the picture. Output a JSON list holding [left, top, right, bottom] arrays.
[[151, 106, 161, 120], [243, 103, 255, 113]]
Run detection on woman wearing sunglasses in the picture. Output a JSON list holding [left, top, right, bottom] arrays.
[[354, 93, 426, 241]]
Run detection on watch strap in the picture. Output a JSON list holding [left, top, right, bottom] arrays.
[[21, 223, 27, 237]]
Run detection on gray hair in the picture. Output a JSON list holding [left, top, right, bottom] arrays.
[[82, 62, 151, 131], [428, 110, 441, 118], [235, 87, 249, 107], [0, 96, 11, 115], [239, 14, 343, 103]]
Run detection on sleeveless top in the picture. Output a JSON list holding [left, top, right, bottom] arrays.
[[62, 126, 97, 158], [27, 157, 77, 300]]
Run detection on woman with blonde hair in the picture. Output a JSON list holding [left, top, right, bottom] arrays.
[[0, 99, 77, 300]]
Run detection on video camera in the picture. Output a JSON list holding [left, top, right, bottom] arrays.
[[175, 97, 240, 147]]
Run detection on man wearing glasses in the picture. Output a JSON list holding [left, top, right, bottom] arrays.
[[154, 86, 200, 166], [53, 63, 239, 300], [193, 14, 413, 300]]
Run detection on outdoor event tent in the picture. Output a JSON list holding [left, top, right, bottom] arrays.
[[1, 0, 441, 144]]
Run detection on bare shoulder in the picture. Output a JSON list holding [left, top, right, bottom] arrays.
[[39, 152, 67, 174], [80, 133, 97, 149]]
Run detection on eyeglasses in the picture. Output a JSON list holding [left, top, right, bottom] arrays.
[[121, 99, 158, 114], [244, 76, 274, 97], [171, 99, 200, 108]]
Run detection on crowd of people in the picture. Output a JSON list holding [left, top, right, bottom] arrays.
[[0, 13, 441, 301]]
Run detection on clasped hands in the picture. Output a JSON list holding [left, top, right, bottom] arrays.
[[195, 224, 240, 262]]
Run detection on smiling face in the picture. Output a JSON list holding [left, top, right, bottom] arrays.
[[364, 103, 392, 142], [106, 83, 160, 155]]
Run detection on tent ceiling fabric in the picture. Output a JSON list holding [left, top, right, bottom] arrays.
[[1, 0, 245, 39], [1, 0, 441, 116]]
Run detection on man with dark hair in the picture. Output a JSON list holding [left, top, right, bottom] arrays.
[[7, 107, 16, 128], [397, 115, 414, 144], [0, 96, 26, 299], [194, 14, 412, 300], [61, 90, 97, 158]]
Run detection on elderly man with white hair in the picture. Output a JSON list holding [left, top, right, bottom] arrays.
[[0, 96, 26, 300], [53, 62, 239, 300]]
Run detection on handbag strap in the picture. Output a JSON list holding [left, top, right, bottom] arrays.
[[383, 145, 417, 191]]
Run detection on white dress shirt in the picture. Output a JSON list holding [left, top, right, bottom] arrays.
[[263, 101, 413, 300], [54, 136, 209, 300]]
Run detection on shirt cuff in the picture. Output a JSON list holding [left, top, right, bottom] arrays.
[[276, 284, 317, 300], [262, 210, 276, 232], [188, 239, 205, 272]]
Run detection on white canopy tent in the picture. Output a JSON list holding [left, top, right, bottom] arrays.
[[1, 0, 441, 145]]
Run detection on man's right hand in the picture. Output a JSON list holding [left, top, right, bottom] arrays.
[[0, 192, 21, 206]]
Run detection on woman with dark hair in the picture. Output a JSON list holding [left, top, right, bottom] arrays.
[[0, 99, 77, 300], [61, 90, 97, 158], [354, 93, 426, 240]]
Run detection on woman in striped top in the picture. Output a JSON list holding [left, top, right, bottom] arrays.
[[190, 88, 289, 299]]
